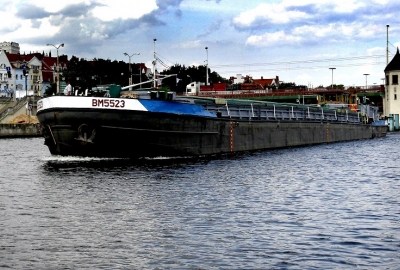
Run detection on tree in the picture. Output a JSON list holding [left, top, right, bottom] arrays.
[[44, 83, 57, 97], [51, 55, 224, 94], [278, 82, 296, 89], [160, 64, 225, 93]]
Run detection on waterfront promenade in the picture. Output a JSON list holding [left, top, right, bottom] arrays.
[[0, 96, 41, 137], [0, 123, 41, 138]]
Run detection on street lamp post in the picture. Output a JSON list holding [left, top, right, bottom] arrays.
[[363, 73, 370, 90], [22, 63, 27, 98], [138, 64, 142, 86], [205, 47, 209, 86], [329, 67, 336, 89], [46, 43, 64, 94], [123, 52, 140, 90], [76, 77, 79, 95], [186, 75, 192, 96], [153, 38, 157, 88]]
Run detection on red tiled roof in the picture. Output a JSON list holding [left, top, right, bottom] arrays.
[[253, 78, 276, 86], [6, 52, 69, 83], [43, 55, 68, 69]]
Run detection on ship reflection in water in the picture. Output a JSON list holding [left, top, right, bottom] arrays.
[[1, 136, 399, 269]]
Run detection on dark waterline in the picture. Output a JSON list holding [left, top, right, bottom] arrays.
[[1, 135, 399, 269]]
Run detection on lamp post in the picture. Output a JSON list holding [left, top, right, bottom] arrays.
[[46, 43, 64, 94], [363, 73, 369, 90], [22, 63, 27, 98], [138, 64, 142, 86], [153, 38, 157, 88], [123, 52, 140, 90], [76, 77, 79, 95], [186, 75, 192, 96], [329, 67, 336, 89], [205, 47, 209, 85]]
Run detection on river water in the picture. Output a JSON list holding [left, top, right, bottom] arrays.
[[1, 134, 399, 269]]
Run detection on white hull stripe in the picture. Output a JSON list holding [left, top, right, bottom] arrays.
[[37, 96, 216, 117]]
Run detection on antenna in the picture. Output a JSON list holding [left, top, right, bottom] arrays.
[[387, 25, 389, 66]]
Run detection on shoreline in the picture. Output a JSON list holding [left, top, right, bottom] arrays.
[[0, 123, 42, 138]]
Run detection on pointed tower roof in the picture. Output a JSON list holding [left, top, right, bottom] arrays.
[[385, 47, 400, 72]]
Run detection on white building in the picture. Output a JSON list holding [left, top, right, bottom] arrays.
[[0, 51, 13, 97], [384, 48, 400, 117], [0, 41, 20, 54]]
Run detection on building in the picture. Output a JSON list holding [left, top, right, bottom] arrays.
[[0, 41, 20, 54], [42, 54, 68, 93], [229, 74, 280, 89], [0, 51, 13, 97], [384, 47, 400, 117], [253, 76, 280, 89], [6, 53, 40, 98]]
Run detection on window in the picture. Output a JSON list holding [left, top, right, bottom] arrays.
[[395, 94, 397, 100], [386, 75, 389, 85], [392, 75, 398, 85], [15, 74, 17, 80]]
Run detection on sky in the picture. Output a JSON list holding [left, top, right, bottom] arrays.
[[1, 0, 400, 88]]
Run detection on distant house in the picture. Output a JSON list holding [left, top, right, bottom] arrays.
[[229, 75, 280, 89], [0, 41, 20, 54], [6, 52, 68, 97], [230, 74, 245, 84], [253, 76, 279, 89]]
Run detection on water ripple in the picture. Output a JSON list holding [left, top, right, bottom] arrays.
[[0, 136, 399, 269]]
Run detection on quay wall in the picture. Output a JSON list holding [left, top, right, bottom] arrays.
[[0, 124, 42, 138]]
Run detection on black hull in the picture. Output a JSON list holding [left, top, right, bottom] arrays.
[[37, 108, 387, 158]]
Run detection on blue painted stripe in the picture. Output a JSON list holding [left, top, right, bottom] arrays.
[[139, 100, 216, 117]]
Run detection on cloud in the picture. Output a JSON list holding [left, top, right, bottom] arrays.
[[246, 30, 302, 47], [237, 0, 400, 49], [244, 20, 389, 48], [292, 23, 348, 38], [233, 3, 310, 29], [15, 4, 52, 19], [60, 2, 102, 19], [92, 1, 158, 21], [16, 1, 160, 22], [174, 40, 202, 49], [197, 20, 223, 38], [232, 0, 378, 31], [7, 0, 178, 53]]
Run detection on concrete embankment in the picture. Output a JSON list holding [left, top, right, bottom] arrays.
[[0, 123, 42, 138]]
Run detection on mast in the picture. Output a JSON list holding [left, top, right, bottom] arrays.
[[387, 25, 389, 66], [205, 47, 209, 85], [153, 38, 157, 88]]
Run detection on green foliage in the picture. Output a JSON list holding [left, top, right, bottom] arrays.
[[60, 57, 146, 92], [56, 56, 224, 93], [44, 83, 57, 97], [329, 84, 345, 90], [278, 82, 296, 89], [160, 64, 225, 93]]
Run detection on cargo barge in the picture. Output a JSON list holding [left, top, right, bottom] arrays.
[[36, 81, 387, 158]]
